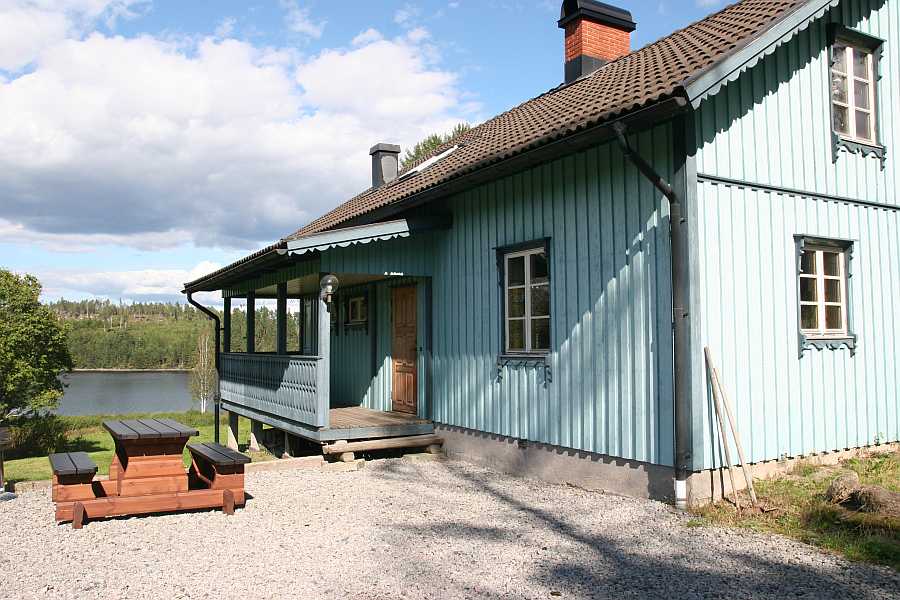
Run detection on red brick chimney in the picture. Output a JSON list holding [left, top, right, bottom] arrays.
[[558, 1, 636, 84]]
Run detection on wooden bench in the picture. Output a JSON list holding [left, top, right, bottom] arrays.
[[187, 442, 250, 515], [48, 420, 247, 528], [49, 452, 99, 528]]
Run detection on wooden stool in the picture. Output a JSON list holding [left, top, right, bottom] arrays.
[[187, 442, 250, 514]]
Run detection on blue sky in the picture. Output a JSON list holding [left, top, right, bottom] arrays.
[[0, 0, 726, 303]]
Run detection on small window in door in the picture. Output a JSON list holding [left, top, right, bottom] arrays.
[[348, 296, 367, 324]]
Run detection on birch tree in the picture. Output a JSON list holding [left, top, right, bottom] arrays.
[[189, 330, 216, 413]]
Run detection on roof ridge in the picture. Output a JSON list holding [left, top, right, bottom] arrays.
[[185, 0, 815, 292]]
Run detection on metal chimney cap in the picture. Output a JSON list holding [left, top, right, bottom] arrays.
[[369, 143, 401, 155], [558, 0, 635, 31]]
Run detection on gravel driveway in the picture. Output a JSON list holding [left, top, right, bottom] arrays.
[[1, 457, 897, 599]]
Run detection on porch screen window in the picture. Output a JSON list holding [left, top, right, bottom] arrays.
[[348, 296, 367, 324], [831, 37, 878, 144], [504, 246, 550, 353], [799, 245, 849, 338]]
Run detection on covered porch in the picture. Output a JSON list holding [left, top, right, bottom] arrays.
[[203, 219, 442, 454]]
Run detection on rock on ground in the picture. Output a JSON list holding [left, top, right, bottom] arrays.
[[1, 459, 898, 600], [825, 471, 861, 504]]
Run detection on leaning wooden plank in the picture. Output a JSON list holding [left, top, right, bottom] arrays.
[[322, 434, 442, 455], [704, 347, 742, 510], [55, 489, 246, 522], [713, 367, 759, 507]]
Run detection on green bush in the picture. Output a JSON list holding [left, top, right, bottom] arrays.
[[7, 415, 71, 459]]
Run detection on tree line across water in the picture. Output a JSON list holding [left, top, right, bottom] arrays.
[[49, 299, 303, 369]]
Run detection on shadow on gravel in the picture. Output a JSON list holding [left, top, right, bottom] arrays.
[[375, 460, 900, 598]]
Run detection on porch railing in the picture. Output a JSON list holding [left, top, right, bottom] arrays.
[[220, 352, 328, 428]]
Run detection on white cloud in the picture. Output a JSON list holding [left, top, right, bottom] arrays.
[[695, 0, 722, 7], [406, 27, 429, 44], [393, 3, 420, 27], [0, 0, 146, 71], [279, 0, 325, 39], [352, 28, 383, 46], [0, 218, 192, 252], [37, 261, 224, 303], [0, 21, 479, 252], [214, 17, 236, 39]]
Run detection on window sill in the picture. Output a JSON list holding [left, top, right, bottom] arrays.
[[497, 353, 548, 364], [832, 133, 886, 165], [798, 333, 856, 358]]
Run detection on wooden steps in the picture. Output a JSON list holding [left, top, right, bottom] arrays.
[[322, 434, 443, 462]]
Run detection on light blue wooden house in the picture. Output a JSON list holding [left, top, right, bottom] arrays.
[[184, 0, 899, 506]]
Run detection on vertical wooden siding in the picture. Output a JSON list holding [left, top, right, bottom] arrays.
[[695, 0, 898, 206], [695, 183, 900, 468], [328, 277, 430, 416], [321, 234, 436, 276], [431, 126, 675, 466], [692, 0, 900, 469]]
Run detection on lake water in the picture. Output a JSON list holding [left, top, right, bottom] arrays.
[[57, 371, 194, 416]]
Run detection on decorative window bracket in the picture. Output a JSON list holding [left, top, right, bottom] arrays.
[[495, 356, 552, 387]]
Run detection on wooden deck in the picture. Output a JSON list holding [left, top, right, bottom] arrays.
[[221, 401, 434, 443], [318, 407, 433, 442]]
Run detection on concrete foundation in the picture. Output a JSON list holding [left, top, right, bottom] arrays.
[[687, 442, 900, 506], [226, 411, 239, 451], [283, 431, 293, 458], [435, 425, 674, 502], [249, 420, 263, 452]]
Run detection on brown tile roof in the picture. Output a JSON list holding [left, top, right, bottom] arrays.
[[287, 0, 807, 241], [185, 0, 808, 291]]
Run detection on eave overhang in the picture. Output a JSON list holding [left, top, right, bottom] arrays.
[[683, 0, 842, 107]]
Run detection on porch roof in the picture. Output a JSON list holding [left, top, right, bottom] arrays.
[[185, 0, 826, 295], [285, 219, 412, 255]]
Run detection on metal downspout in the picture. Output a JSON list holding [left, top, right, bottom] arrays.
[[612, 120, 691, 510], [186, 292, 222, 445]]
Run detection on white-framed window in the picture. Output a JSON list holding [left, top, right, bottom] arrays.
[[831, 40, 877, 144], [348, 295, 367, 324], [504, 245, 550, 353], [799, 245, 849, 338]]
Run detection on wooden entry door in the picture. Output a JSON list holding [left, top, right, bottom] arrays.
[[391, 286, 418, 414]]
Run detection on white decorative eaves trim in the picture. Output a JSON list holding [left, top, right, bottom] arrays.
[[684, 0, 842, 107]]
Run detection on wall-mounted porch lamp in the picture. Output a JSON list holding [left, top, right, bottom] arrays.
[[319, 274, 340, 303]]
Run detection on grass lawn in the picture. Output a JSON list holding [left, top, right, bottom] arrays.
[[4, 411, 273, 486], [691, 449, 900, 570]]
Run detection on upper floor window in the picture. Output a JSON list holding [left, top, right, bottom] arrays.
[[828, 26, 884, 164], [831, 41, 877, 144], [502, 244, 550, 354]]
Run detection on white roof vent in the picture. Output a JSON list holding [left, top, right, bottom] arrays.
[[399, 145, 460, 181]]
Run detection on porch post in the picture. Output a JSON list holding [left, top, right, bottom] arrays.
[[222, 297, 231, 353], [316, 279, 332, 428], [276, 282, 287, 355], [245, 291, 255, 353], [226, 411, 239, 451]]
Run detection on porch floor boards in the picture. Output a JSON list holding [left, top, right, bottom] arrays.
[[221, 401, 435, 443], [316, 407, 434, 442], [327, 407, 430, 431]]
